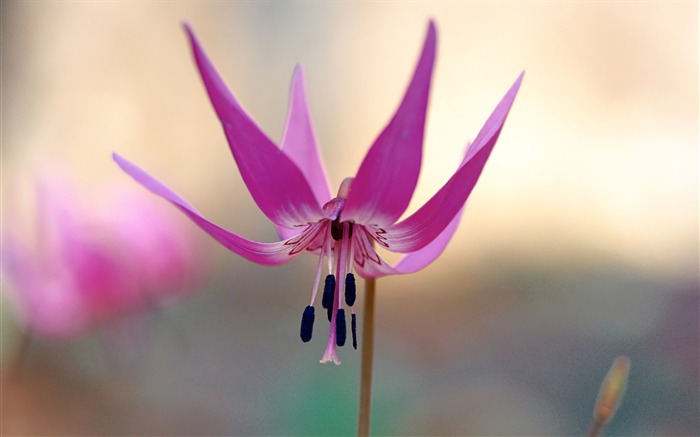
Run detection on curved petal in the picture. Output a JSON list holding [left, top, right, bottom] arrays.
[[342, 21, 437, 226], [281, 65, 332, 207], [391, 205, 463, 273], [113, 153, 301, 266], [275, 65, 332, 240], [352, 246, 399, 279], [275, 224, 305, 242], [351, 186, 464, 279], [382, 72, 524, 253], [183, 24, 323, 228]]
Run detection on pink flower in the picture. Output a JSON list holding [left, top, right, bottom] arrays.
[[2, 172, 203, 340], [114, 21, 522, 364]]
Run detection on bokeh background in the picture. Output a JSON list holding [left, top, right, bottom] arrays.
[[1, 1, 697, 436]]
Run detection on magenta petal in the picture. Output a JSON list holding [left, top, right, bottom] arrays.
[[383, 72, 524, 253], [392, 206, 463, 273], [183, 24, 323, 228], [353, 185, 463, 279], [281, 65, 332, 207], [113, 153, 300, 266], [274, 65, 332, 240], [275, 224, 304, 242], [342, 21, 437, 226], [3, 238, 87, 339], [352, 250, 399, 279]]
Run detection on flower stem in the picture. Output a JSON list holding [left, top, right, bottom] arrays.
[[587, 420, 604, 437], [357, 276, 376, 437]]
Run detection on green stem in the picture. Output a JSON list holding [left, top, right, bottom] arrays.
[[357, 277, 376, 437]]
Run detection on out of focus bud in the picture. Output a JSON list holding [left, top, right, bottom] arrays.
[[593, 356, 631, 425]]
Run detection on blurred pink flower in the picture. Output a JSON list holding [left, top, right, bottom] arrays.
[[114, 21, 522, 364], [2, 172, 204, 340]]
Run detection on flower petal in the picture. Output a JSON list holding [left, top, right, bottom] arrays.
[[351, 193, 463, 279], [2, 234, 37, 309], [342, 21, 437, 226], [183, 24, 323, 228], [2, 219, 92, 340], [3, 254, 89, 339], [392, 205, 464, 273], [113, 153, 300, 266], [274, 65, 332, 240], [382, 72, 524, 253], [281, 65, 332, 207], [351, 242, 399, 279]]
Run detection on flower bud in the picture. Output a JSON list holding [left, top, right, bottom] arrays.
[[594, 356, 631, 424]]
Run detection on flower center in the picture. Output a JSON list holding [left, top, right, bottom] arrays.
[[297, 178, 358, 365], [331, 219, 353, 241]]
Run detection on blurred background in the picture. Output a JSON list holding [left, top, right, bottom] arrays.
[[1, 1, 697, 436]]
